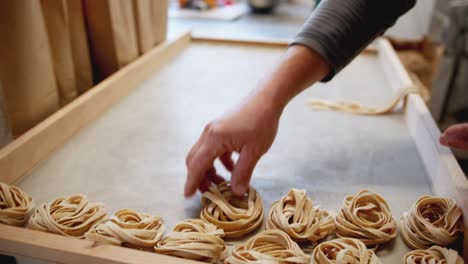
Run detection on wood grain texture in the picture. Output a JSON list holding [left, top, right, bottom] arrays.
[[0, 31, 191, 186], [378, 38, 468, 262], [0, 224, 201, 264]]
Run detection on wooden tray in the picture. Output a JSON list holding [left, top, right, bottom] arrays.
[[0, 31, 466, 263]]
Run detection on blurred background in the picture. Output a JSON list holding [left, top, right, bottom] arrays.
[[1, 0, 467, 167], [0, 2, 467, 262]]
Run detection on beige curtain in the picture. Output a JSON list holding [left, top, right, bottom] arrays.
[[0, 0, 60, 137], [0, 86, 12, 147], [134, 0, 155, 55], [66, 0, 94, 95], [41, 0, 78, 105], [40, 0, 93, 105], [84, 0, 140, 79], [152, 0, 169, 45], [0, 0, 168, 139]]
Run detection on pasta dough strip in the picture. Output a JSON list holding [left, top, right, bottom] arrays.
[[309, 86, 419, 115], [399, 195, 463, 249], [225, 229, 311, 264], [335, 189, 397, 246], [155, 219, 226, 263], [312, 237, 382, 264], [28, 194, 107, 238], [266, 188, 335, 242], [404, 246, 464, 264], [85, 208, 165, 249], [201, 181, 263, 238], [0, 182, 34, 226]]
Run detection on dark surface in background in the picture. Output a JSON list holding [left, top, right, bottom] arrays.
[[0, 255, 16, 264], [169, 2, 312, 41]]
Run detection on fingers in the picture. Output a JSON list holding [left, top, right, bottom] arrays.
[[207, 170, 225, 185], [198, 177, 211, 194], [440, 123, 468, 151], [198, 168, 225, 193], [186, 134, 206, 169], [231, 147, 260, 197], [220, 152, 234, 171], [185, 143, 222, 197]]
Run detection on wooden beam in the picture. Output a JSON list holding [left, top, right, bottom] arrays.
[[378, 38, 468, 261], [405, 94, 468, 262], [0, 30, 191, 185], [192, 35, 290, 47], [192, 36, 377, 55], [0, 224, 201, 264]]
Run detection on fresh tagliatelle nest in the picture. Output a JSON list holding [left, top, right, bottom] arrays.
[[312, 237, 382, 264], [86, 208, 165, 249], [225, 229, 311, 264], [335, 189, 397, 246], [0, 182, 34, 226], [154, 219, 226, 263], [404, 246, 464, 264], [266, 188, 335, 242], [28, 194, 107, 238], [399, 195, 463, 249], [200, 181, 263, 238]]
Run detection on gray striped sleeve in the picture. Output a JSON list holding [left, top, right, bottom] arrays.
[[292, 0, 416, 81]]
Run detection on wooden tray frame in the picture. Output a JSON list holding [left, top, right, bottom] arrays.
[[0, 31, 467, 263]]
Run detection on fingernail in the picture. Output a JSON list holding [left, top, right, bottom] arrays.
[[440, 135, 447, 145], [440, 133, 453, 147]]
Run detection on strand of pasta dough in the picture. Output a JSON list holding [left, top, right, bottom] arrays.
[[85, 208, 165, 249], [201, 181, 263, 238], [154, 219, 226, 263], [308, 86, 420, 115], [225, 229, 311, 264], [399, 195, 463, 249], [266, 188, 335, 242], [28, 194, 107, 238], [335, 189, 397, 246], [0, 182, 34, 226], [312, 237, 382, 264], [404, 246, 464, 264]]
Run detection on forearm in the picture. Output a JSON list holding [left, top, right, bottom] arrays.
[[294, 0, 416, 80], [249, 45, 330, 114], [185, 0, 418, 196], [248, 0, 416, 115]]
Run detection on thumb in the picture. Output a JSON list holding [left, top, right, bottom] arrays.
[[440, 123, 468, 151], [231, 148, 260, 196]]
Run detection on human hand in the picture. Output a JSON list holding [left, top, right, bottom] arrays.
[[184, 45, 329, 198], [184, 93, 282, 197], [440, 123, 468, 151]]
